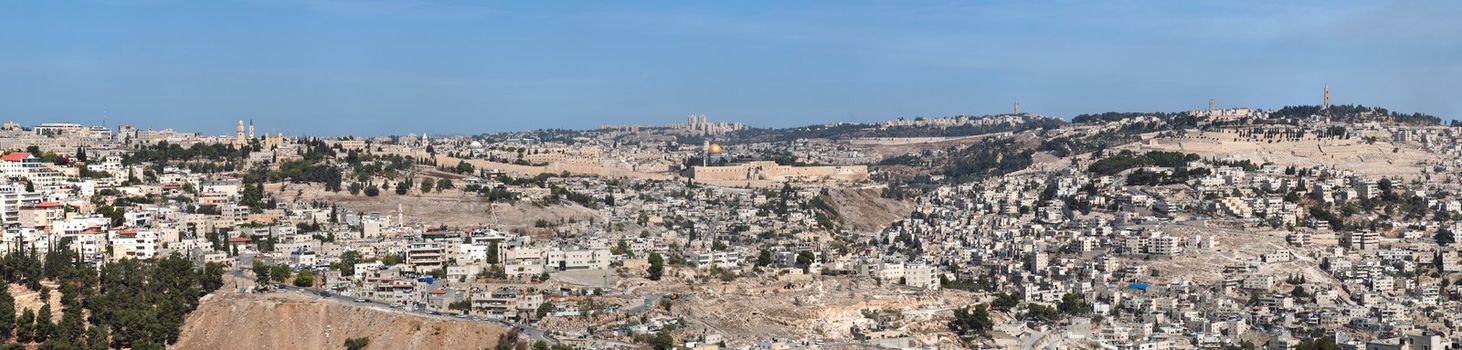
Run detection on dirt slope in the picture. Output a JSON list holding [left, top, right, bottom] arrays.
[[824, 188, 914, 232], [174, 290, 507, 350], [8, 282, 63, 323]]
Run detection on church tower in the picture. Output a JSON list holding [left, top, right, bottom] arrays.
[[1323, 83, 1331, 112], [248, 119, 255, 139], [1013, 100, 1021, 115]]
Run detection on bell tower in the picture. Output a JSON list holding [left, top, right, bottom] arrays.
[[1323, 83, 1331, 112]]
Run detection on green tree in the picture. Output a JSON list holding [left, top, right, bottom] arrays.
[[647, 253, 665, 281], [611, 240, 633, 258], [536, 301, 554, 319], [1058, 293, 1092, 316], [345, 337, 370, 350], [647, 331, 674, 350], [486, 241, 500, 265], [756, 249, 772, 267], [241, 182, 264, 209], [57, 308, 84, 345], [795, 251, 816, 273], [950, 304, 993, 340], [991, 292, 1022, 311], [34, 304, 53, 342], [85, 325, 109, 350], [395, 180, 410, 195], [436, 178, 453, 190], [293, 270, 315, 288], [1291, 285, 1310, 298], [1025, 303, 1061, 322], [201, 262, 225, 293], [0, 284, 13, 340], [38, 338, 74, 350], [335, 251, 362, 276], [16, 308, 34, 343], [420, 179, 434, 193], [270, 264, 292, 283], [252, 260, 271, 287]]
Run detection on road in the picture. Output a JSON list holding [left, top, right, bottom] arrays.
[[227, 270, 558, 343]]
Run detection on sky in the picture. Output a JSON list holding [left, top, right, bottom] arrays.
[[0, 0, 1458, 136]]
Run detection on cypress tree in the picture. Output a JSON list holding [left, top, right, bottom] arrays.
[[0, 284, 14, 340]]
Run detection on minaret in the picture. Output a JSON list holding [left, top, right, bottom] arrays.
[[236, 120, 246, 145], [1323, 83, 1331, 112], [702, 140, 710, 167]]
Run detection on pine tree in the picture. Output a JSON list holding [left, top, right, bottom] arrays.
[[0, 284, 14, 340], [34, 304, 53, 342], [647, 253, 664, 281], [85, 319, 110, 350], [486, 241, 500, 265], [395, 179, 410, 195], [57, 307, 84, 343], [16, 308, 34, 343]]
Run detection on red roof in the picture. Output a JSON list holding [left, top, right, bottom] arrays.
[[227, 236, 252, 243], [0, 152, 31, 162], [33, 202, 62, 208]]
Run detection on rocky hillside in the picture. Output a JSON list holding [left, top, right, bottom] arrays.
[[824, 187, 914, 232], [174, 289, 508, 350]]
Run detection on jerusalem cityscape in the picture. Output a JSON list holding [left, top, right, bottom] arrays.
[[1, 1, 1461, 350]]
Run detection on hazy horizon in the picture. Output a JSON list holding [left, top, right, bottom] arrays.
[[2, 1, 1458, 135]]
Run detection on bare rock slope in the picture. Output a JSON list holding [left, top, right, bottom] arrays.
[[825, 187, 914, 232], [174, 291, 507, 350]]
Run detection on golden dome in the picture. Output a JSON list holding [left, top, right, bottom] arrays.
[[708, 143, 723, 154]]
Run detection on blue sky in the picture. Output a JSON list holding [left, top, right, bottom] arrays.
[[1, 1, 1458, 135]]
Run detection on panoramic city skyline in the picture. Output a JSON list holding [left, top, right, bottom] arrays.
[[2, 0, 1459, 136], [3, 2, 1462, 349]]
